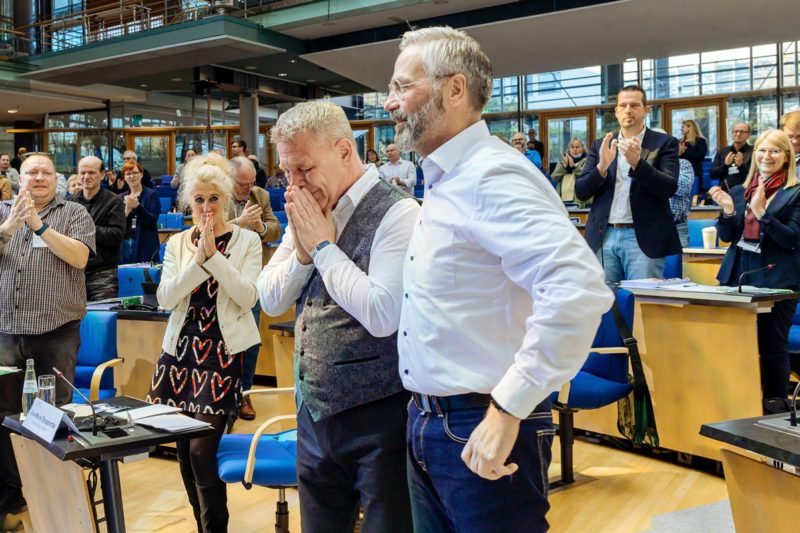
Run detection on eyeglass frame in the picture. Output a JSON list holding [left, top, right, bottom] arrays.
[[387, 74, 456, 101]]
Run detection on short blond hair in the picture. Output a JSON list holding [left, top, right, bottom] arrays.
[[270, 101, 355, 148], [743, 129, 798, 189], [780, 111, 800, 130], [399, 26, 492, 112], [178, 152, 234, 210]]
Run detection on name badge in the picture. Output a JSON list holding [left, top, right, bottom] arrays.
[[21, 399, 80, 443], [31, 234, 47, 248], [728, 165, 739, 175], [737, 239, 761, 254]]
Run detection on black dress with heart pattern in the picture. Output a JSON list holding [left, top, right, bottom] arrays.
[[146, 232, 243, 416]]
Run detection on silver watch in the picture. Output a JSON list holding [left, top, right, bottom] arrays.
[[310, 240, 332, 261]]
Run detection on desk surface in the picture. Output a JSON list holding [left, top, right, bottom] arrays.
[[628, 287, 800, 305], [2, 396, 213, 462], [701, 414, 800, 466], [269, 321, 295, 333], [682, 247, 728, 255]]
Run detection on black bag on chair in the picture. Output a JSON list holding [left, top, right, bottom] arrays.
[[611, 293, 659, 447]]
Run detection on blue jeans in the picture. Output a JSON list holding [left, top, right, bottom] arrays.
[[241, 305, 261, 391], [676, 221, 689, 248], [597, 227, 666, 283], [407, 399, 555, 532]]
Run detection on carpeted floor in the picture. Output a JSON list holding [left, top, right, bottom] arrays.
[[644, 500, 734, 532]]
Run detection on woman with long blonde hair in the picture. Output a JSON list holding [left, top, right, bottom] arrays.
[[679, 119, 709, 196], [710, 129, 800, 414]]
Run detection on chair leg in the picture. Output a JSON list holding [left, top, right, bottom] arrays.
[[275, 487, 289, 533], [550, 408, 577, 490], [559, 409, 575, 485]]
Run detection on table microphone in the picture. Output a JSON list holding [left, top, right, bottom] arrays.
[[737, 264, 775, 293], [53, 367, 99, 437]]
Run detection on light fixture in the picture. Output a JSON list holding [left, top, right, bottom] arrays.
[[289, 59, 297, 64], [139, 83, 148, 88], [245, 65, 257, 70], [306, 79, 316, 83], [7, 107, 19, 114], [332, 84, 341, 89], [278, 73, 287, 77], [171, 77, 182, 82]]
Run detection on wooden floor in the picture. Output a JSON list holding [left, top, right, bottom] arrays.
[[113, 394, 727, 533]]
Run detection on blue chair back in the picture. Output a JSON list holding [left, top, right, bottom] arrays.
[[159, 197, 172, 213], [267, 188, 286, 212], [581, 288, 634, 382], [688, 219, 717, 248], [159, 242, 167, 263], [275, 210, 288, 225], [74, 311, 118, 401], [118, 266, 162, 296], [166, 213, 183, 229], [663, 254, 683, 278]]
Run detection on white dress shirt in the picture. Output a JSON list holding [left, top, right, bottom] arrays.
[[608, 126, 647, 224], [379, 159, 417, 194], [258, 164, 420, 337], [398, 120, 613, 419]]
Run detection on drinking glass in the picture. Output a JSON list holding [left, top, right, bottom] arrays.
[[38, 375, 56, 406]]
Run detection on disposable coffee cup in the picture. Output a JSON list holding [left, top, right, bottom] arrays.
[[702, 226, 717, 249]]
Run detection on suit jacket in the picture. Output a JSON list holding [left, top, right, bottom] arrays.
[[576, 129, 681, 258], [716, 184, 800, 288], [121, 187, 161, 263], [225, 186, 282, 265]]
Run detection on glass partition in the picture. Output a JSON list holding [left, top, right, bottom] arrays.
[[131, 134, 171, 180], [49, 132, 79, 175]]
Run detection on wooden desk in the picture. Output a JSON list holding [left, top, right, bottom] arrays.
[[701, 415, 800, 530], [270, 321, 296, 430], [682, 246, 726, 285], [574, 289, 800, 461]]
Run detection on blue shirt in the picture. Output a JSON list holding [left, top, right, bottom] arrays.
[[524, 149, 543, 170]]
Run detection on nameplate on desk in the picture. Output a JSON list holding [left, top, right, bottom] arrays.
[[22, 399, 66, 443]]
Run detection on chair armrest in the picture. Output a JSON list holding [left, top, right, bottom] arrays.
[[591, 347, 628, 355], [242, 387, 294, 397], [89, 358, 124, 402], [243, 414, 298, 486]]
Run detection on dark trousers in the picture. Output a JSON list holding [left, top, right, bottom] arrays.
[[0, 321, 81, 490], [296, 392, 412, 533], [86, 267, 119, 302], [241, 305, 261, 391], [757, 297, 799, 398], [407, 399, 555, 533]]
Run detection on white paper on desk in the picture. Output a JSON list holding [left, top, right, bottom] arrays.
[[657, 284, 734, 293], [114, 403, 182, 421], [61, 403, 94, 418], [0, 366, 21, 376], [136, 414, 211, 433]]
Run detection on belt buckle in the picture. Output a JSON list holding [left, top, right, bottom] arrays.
[[419, 394, 432, 413]]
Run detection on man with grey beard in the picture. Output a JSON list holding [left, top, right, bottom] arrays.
[[384, 26, 611, 531]]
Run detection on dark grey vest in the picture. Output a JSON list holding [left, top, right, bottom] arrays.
[[295, 180, 410, 421]]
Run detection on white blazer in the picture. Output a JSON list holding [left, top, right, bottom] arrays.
[[158, 225, 262, 355]]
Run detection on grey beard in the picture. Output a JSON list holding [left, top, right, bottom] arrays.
[[392, 97, 438, 153]]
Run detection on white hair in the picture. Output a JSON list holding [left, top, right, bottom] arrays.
[[399, 26, 493, 112], [178, 152, 234, 210], [230, 155, 255, 176], [270, 101, 355, 147]]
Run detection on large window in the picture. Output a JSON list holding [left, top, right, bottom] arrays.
[[524, 67, 602, 110]]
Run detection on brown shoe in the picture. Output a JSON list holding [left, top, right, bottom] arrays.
[[240, 396, 256, 420]]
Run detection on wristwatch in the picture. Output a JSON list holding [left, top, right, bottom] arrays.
[[310, 240, 332, 261]]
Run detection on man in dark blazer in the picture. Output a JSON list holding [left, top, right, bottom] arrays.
[[576, 85, 681, 282]]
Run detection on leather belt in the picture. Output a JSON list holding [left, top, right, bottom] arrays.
[[411, 392, 492, 415], [610, 223, 635, 228]]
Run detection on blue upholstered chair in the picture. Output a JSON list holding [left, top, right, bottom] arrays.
[[159, 197, 172, 214], [688, 219, 717, 248], [788, 304, 800, 355], [217, 388, 297, 533], [550, 288, 635, 487], [118, 266, 162, 297], [74, 311, 124, 403], [275, 210, 288, 225], [663, 254, 683, 278]]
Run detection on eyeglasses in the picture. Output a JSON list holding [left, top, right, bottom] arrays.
[[124, 171, 141, 177], [732, 129, 750, 134], [387, 74, 454, 101], [231, 144, 240, 149]]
